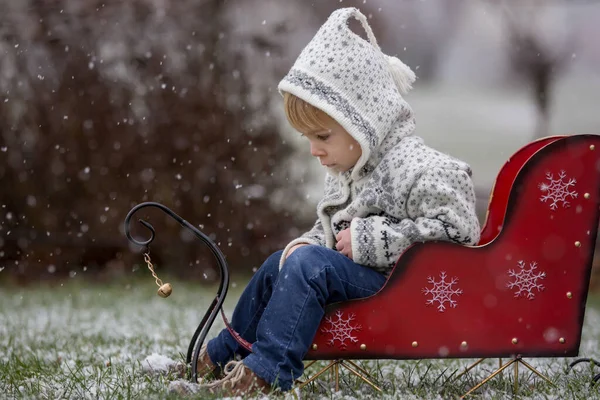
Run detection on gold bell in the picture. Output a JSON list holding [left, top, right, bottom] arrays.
[[158, 283, 172, 298]]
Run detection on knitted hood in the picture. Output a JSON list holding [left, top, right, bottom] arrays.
[[278, 7, 417, 181]]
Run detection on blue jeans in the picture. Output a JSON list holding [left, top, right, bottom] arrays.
[[206, 245, 387, 390]]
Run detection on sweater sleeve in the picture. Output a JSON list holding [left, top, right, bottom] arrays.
[[279, 218, 326, 268], [350, 167, 480, 271]]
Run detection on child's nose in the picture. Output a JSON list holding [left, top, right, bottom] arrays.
[[310, 143, 326, 157]]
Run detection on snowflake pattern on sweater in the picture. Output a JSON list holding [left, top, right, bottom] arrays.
[[281, 135, 481, 274]]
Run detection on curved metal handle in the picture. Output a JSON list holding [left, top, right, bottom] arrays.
[[124, 201, 230, 382], [568, 357, 600, 386], [569, 358, 600, 369]]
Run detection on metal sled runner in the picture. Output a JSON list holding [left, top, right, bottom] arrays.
[[125, 134, 600, 397]]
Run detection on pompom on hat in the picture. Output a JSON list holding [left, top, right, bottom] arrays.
[[278, 7, 416, 180], [384, 54, 416, 95]]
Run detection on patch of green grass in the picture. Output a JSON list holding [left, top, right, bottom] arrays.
[[1, 278, 600, 399]]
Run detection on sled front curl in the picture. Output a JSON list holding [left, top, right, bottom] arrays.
[[301, 134, 600, 396]]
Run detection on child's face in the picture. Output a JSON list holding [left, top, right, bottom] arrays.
[[299, 115, 362, 173]]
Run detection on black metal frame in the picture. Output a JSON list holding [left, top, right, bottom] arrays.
[[124, 201, 229, 382], [569, 358, 600, 385]]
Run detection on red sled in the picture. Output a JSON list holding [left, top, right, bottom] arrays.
[[301, 134, 600, 396]]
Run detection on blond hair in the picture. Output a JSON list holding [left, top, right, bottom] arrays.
[[283, 92, 334, 133]]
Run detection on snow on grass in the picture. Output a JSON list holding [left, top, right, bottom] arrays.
[[1, 278, 599, 399], [142, 353, 181, 374]]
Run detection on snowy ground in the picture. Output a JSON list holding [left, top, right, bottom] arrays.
[[1, 277, 600, 399]]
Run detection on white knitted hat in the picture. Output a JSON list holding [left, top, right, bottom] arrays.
[[278, 7, 416, 179]]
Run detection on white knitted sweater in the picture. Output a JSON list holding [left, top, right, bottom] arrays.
[[279, 125, 480, 273]]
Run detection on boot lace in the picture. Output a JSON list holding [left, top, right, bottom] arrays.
[[202, 360, 246, 390]]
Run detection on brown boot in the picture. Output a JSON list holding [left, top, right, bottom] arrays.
[[171, 344, 222, 381], [201, 360, 271, 397], [194, 343, 223, 382]]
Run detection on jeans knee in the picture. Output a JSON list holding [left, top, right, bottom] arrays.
[[254, 250, 283, 278], [282, 245, 329, 280], [264, 250, 284, 268]]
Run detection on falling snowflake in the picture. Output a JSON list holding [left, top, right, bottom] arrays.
[[422, 271, 463, 312], [321, 311, 361, 349], [507, 260, 546, 299], [539, 170, 577, 210]]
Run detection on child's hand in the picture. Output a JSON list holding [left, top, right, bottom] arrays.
[[335, 228, 353, 259]]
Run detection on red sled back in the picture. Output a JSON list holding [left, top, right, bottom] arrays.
[[306, 134, 600, 360]]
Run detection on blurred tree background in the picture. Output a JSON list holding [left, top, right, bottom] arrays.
[[1, 0, 599, 286], [0, 0, 324, 284]]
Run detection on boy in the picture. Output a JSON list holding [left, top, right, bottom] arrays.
[[174, 7, 480, 397]]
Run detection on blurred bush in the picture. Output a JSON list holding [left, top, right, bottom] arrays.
[[0, 0, 311, 284]]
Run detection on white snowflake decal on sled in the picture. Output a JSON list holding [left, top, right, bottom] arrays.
[[321, 311, 361, 349], [539, 170, 577, 210], [422, 272, 463, 312], [507, 260, 546, 299]]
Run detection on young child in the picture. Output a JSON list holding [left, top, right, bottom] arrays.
[[178, 7, 480, 396]]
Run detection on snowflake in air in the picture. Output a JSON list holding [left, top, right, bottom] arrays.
[[422, 271, 463, 312], [539, 170, 577, 210], [321, 311, 361, 349], [507, 260, 546, 299]]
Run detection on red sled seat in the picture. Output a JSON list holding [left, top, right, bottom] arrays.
[[301, 134, 600, 395]]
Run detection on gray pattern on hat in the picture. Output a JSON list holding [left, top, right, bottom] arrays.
[[285, 70, 377, 148]]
